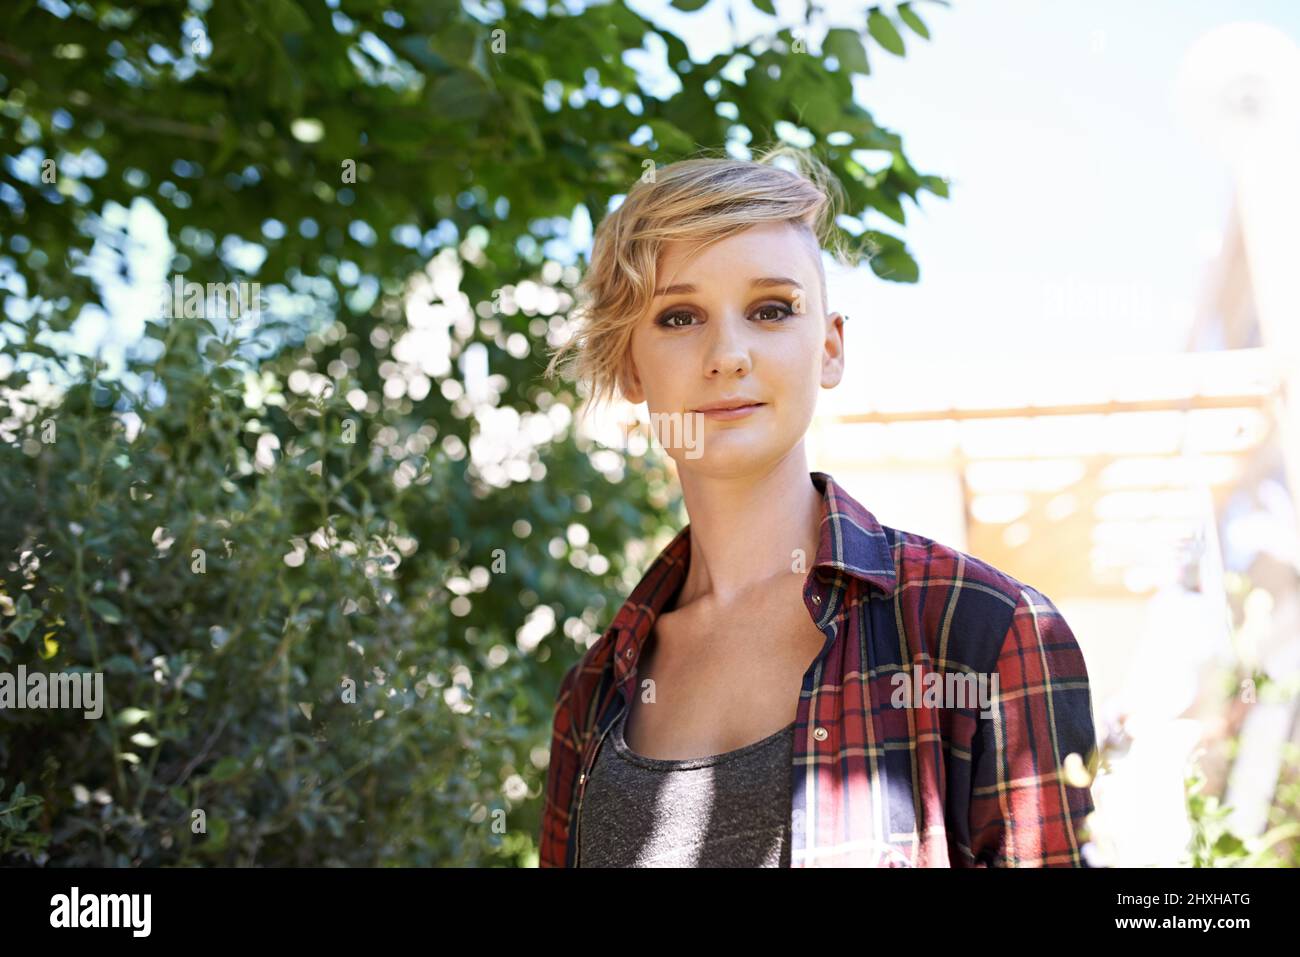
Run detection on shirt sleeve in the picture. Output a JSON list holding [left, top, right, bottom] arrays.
[[967, 587, 1098, 866], [539, 661, 582, 868]]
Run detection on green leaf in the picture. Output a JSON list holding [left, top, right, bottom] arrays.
[[897, 3, 930, 39], [396, 35, 447, 71], [428, 21, 478, 68], [429, 73, 493, 122], [647, 119, 696, 155], [824, 28, 870, 75], [115, 707, 152, 726], [204, 817, 230, 852], [868, 9, 906, 56], [920, 174, 949, 198], [101, 654, 139, 674], [751, 0, 776, 13], [872, 189, 906, 225], [210, 757, 242, 782], [267, 0, 312, 35], [1213, 832, 1246, 856], [862, 231, 919, 282], [671, 0, 711, 9], [89, 598, 123, 624]]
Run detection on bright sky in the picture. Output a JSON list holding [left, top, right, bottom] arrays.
[[624, 0, 1300, 361]]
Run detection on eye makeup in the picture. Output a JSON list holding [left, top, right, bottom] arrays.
[[654, 298, 799, 329]]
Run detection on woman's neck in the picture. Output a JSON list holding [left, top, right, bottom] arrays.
[[673, 447, 824, 611]]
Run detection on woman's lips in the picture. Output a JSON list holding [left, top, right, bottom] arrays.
[[696, 403, 765, 420]]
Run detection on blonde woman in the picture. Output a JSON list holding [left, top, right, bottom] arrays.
[[539, 146, 1097, 868]]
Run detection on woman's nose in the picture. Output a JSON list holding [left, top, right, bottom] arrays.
[[705, 317, 752, 377]]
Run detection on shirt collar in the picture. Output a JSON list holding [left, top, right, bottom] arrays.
[[608, 470, 897, 647]]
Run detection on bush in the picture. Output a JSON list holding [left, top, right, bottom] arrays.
[[0, 311, 667, 866]]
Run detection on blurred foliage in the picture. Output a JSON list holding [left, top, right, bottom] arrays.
[[0, 0, 944, 864], [1263, 742, 1300, 866], [1, 310, 680, 865], [1184, 758, 1300, 867], [1181, 668, 1300, 867]]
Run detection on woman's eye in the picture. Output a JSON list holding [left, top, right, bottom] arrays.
[[659, 311, 695, 328], [754, 302, 793, 322]]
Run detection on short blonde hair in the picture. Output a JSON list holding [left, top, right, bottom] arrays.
[[542, 145, 856, 416]]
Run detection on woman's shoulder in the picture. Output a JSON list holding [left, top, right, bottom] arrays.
[[888, 522, 1057, 610], [551, 522, 691, 719], [883, 522, 1079, 669]]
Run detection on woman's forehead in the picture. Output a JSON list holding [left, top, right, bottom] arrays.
[[656, 225, 820, 279]]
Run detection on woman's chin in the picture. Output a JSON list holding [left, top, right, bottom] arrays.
[[669, 436, 783, 474]]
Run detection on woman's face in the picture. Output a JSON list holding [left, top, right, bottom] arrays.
[[620, 221, 846, 477]]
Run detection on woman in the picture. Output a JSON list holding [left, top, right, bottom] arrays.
[[539, 146, 1097, 868]]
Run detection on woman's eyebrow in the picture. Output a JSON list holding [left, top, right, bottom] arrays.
[[651, 276, 803, 297]]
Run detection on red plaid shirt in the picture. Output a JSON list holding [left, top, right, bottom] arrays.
[[540, 470, 1097, 867]]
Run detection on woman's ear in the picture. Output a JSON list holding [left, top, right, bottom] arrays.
[[820, 312, 846, 389]]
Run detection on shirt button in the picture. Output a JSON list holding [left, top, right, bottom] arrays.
[[624, 647, 634, 659], [813, 726, 828, 741], [579, 772, 586, 785], [811, 595, 822, 605]]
